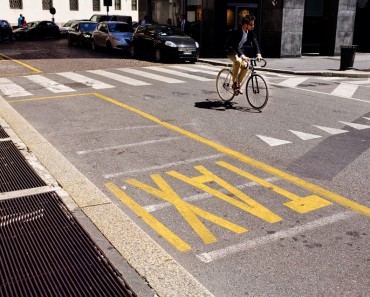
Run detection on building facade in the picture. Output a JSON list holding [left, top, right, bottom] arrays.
[[139, 0, 368, 57], [3, 0, 139, 27]]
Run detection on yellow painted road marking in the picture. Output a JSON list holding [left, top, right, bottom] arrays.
[[216, 161, 332, 213], [9, 92, 370, 218], [0, 53, 42, 75], [126, 174, 247, 244], [167, 166, 282, 223], [105, 182, 191, 251]]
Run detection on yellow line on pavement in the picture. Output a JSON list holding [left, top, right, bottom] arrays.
[[0, 53, 42, 74], [10, 92, 370, 218]]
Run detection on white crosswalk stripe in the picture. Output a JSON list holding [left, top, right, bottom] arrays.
[[146, 66, 213, 81], [25, 75, 75, 93], [0, 78, 32, 97], [57, 72, 114, 89], [330, 83, 359, 98], [169, 65, 219, 76], [278, 77, 308, 87], [117, 68, 185, 83], [87, 69, 151, 86]]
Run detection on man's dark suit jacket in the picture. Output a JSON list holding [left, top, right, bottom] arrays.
[[226, 26, 261, 57]]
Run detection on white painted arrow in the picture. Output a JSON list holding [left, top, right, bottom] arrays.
[[256, 135, 291, 146], [339, 121, 370, 130], [313, 125, 349, 135], [289, 130, 322, 140]]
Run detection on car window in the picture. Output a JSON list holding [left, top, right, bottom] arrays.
[[80, 23, 96, 31], [108, 23, 132, 33], [145, 25, 155, 36], [0, 21, 9, 28], [156, 25, 185, 36], [63, 20, 73, 27], [99, 23, 107, 32], [27, 22, 37, 28]]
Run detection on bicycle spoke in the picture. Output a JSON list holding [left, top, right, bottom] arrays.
[[246, 74, 268, 110], [216, 69, 235, 102]]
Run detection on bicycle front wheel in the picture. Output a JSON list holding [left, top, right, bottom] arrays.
[[245, 74, 269, 110], [216, 68, 235, 102]]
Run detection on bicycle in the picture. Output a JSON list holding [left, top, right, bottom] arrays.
[[216, 58, 269, 110]]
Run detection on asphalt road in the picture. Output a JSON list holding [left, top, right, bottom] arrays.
[[1, 39, 369, 297]]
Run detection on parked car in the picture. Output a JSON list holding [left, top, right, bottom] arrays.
[[68, 21, 97, 47], [13, 20, 60, 40], [130, 24, 200, 62], [0, 19, 15, 42], [91, 21, 133, 52], [89, 14, 132, 26], [60, 19, 77, 37]]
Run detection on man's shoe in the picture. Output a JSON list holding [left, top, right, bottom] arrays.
[[232, 82, 242, 95]]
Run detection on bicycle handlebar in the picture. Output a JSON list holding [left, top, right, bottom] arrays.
[[249, 58, 267, 68]]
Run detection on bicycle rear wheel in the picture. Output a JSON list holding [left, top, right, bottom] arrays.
[[245, 74, 269, 110], [216, 69, 235, 102]]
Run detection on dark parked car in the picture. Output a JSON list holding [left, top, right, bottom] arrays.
[[130, 24, 200, 62], [91, 21, 133, 52], [13, 21, 60, 40], [68, 21, 97, 47], [0, 20, 15, 42]]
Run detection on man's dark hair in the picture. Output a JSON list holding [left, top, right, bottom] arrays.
[[241, 15, 255, 25]]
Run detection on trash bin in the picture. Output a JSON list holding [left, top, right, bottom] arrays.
[[340, 45, 357, 70]]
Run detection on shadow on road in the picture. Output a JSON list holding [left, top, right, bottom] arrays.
[[194, 99, 261, 113]]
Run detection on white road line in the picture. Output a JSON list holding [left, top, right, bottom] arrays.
[[170, 65, 219, 76], [104, 154, 223, 178], [146, 66, 213, 81], [196, 211, 354, 263], [347, 79, 370, 85], [364, 117, 370, 121], [278, 77, 308, 87], [330, 83, 359, 98], [270, 82, 370, 104], [144, 177, 279, 212], [117, 68, 185, 84], [57, 72, 114, 89], [25, 75, 75, 93], [88, 69, 151, 86], [77, 136, 182, 155], [339, 121, 370, 130], [0, 78, 32, 97], [313, 125, 349, 135], [195, 64, 222, 70], [256, 135, 292, 146], [289, 130, 322, 140]]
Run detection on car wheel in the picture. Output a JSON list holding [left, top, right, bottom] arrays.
[[91, 40, 97, 51], [129, 45, 136, 58], [154, 48, 162, 62], [106, 41, 113, 53]]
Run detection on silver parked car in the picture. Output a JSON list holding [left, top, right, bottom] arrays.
[[91, 21, 133, 52]]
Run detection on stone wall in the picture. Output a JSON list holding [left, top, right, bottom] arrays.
[[281, 0, 305, 57]]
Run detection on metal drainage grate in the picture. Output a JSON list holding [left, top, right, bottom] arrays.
[[0, 141, 46, 193], [0, 192, 137, 297], [0, 126, 9, 139]]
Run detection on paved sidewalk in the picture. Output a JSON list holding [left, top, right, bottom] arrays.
[[199, 52, 370, 78]]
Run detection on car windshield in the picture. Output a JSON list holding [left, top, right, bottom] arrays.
[[108, 23, 132, 33], [156, 25, 186, 36], [27, 22, 38, 28], [63, 20, 73, 27], [80, 23, 96, 31]]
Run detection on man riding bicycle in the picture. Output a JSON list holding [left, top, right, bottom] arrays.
[[225, 15, 262, 95]]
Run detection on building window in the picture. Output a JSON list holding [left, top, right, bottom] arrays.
[[132, 0, 137, 11], [9, 0, 23, 9], [42, 0, 53, 10], [115, 0, 121, 10], [70, 0, 79, 10], [93, 0, 100, 11]]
